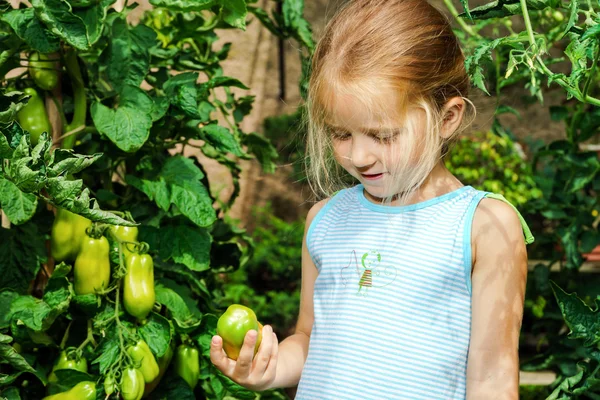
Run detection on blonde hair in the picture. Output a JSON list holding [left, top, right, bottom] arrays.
[[302, 0, 476, 204]]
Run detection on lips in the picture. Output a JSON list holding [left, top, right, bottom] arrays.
[[361, 172, 384, 180]]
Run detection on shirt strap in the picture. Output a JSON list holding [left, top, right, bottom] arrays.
[[484, 192, 535, 245]]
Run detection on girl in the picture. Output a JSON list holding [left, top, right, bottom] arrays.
[[210, 0, 534, 398]]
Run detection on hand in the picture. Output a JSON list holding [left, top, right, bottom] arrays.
[[210, 324, 278, 391]]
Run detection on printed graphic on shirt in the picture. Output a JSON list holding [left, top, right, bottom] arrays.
[[340, 249, 398, 296]]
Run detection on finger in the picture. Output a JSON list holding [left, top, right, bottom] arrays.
[[263, 332, 279, 381], [210, 335, 235, 376], [251, 324, 273, 377], [233, 329, 258, 377]]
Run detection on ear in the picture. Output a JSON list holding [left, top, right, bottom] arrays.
[[440, 97, 465, 139]]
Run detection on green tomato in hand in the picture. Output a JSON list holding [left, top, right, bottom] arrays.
[[217, 304, 263, 360]]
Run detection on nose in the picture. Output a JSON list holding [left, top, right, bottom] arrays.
[[350, 135, 377, 169]]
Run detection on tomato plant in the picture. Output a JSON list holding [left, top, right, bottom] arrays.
[[449, 0, 600, 396], [0, 0, 313, 399]]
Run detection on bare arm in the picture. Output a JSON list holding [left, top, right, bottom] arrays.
[[210, 198, 327, 391], [267, 199, 326, 389], [466, 198, 528, 400]]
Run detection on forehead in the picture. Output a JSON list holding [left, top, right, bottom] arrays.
[[320, 81, 408, 130]]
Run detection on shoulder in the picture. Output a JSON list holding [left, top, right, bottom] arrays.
[[306, 198, 330, 228], [471, 197, 526, 263]]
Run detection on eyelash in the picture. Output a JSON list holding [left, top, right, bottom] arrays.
[[331, 130, 397, 144]]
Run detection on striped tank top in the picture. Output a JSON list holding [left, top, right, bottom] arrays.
[[295, 184, 533, 400]]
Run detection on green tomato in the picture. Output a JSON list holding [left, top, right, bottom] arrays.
[[121, 367, 144, 400], [28, 52, 59, 91], [16, 87, 52, 146], [127, 339, 159, 383], [47, 350, 87, 383], [42, 381, 96, 400], [216, 304, 263, 360], [73, 234, 111, 295], [174, 345, 200, 389]]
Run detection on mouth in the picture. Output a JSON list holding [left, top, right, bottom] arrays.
[[361, 173, 384, 180]]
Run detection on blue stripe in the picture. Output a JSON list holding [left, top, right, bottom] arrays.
[[297, 184, 481, 400], [462, 191, 487, 295]]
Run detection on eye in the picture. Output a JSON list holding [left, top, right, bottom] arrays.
[[373, 131, 399, 144], [331, 129, 351, 141]]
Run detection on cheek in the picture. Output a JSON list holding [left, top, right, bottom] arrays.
[[332, 141, 351, 164]]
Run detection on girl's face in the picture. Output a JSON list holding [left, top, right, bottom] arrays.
[[326, 88, 428, 201]]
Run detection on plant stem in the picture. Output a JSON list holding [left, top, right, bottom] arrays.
[[62, 50, 87, 150], [583, 41, 600, 101], [77, 320, 97, 352], [519, 0, 600, 107], [443, 0, 480, 38], [59, 321, 73, 349]]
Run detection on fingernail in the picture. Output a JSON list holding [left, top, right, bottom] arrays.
[[212, 336, 219, 345]]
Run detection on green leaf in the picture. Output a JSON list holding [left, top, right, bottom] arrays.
[[0, 223, 46, 294], [217, 372, 256, 399], [464, 38, 504, 95], [1, 8, 60, 53], [0, 91, 27, 125], [42, 263, 72, 319], [282, 0, 314, 50], [563, 0, 580, 38], [45, 176, 135, 225], [155, 283, 202, 330], [551, 281, 600, 347], [0, 387, 21, 400], [242, 132, 279, 174], [460, 0, 472, 20], [9, 296, 52, 331], [0, 340, 45, 384], [148, 368, 195, 399], [92, 324, 120, 374], [91, 85, 153, 152], [48, 369, 96, 394], [73, 0, 115, 47], [48, 149, 103, 177], [148, 0, 216, 12], [31, 0, 90, 50], [199, 124, 246, 157], [0, 121, 25, 159], [222, 0, 247, 30], [139, 312, 172, 358], [158, 225, 212, 272], [0, 291, 19, 330], [104, 17, 156, 91], [549, 106, 569, 121], [0, 176, 38, 225], [72, 293, 100, 315], [126, 156, 217, 227]]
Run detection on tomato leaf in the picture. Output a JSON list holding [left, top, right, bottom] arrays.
[[103, 17, 156, 92], [139, 312, 172, 358], [282, 0, 314, 50], [148, 0, 216, 12], [0, 176, 38, 225], [31, 0, 112, 50], [126, 156, 217, 228], [0, 223, 46, 294], [0, 8, 60, 53], [92, 324, 120, 374], [222, 0, 247, 30], [199, 124, 246, 158], [551, 281, 600, 347], [155, 283, 202, 331], [91, 85, 154, 152]]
